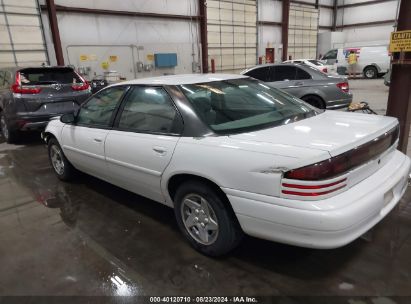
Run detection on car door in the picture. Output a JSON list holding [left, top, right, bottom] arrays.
[[61, 86, 128, 180], [105, 86, 183, 203]]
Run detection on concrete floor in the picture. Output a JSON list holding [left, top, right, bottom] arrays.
[[1, 80, 411, 298]]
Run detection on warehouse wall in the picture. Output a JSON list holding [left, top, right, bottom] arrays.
[[39, 0, 201, 80], [336, 0, 400, 47]]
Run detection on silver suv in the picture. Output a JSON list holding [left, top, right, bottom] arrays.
[[0, 66, 91, 143]]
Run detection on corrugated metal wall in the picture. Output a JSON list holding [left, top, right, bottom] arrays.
[[207, 0, 257, 73], [0, 0, 48, 67], [288, 4, 319, 60]]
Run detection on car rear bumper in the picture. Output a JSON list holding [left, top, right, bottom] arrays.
[[326, 95, 353, 110], [224, 150, 410, 249]]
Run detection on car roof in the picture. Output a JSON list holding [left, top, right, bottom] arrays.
[[240, 63, 303, 74], [113, 74, 248, 86]]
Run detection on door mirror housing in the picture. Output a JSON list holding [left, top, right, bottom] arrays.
[[60, 113, 76, 124]]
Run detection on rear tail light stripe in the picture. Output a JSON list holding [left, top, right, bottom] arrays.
[[282, 178, 347, 190], [282, 185, 346, 197]]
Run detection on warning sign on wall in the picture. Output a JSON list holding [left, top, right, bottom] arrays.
[[109, 55, 118, 62], [390, 30, 411, 52], [80, 55, 89, 61]]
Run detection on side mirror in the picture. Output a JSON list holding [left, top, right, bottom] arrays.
[[60, 113, 76, 124]]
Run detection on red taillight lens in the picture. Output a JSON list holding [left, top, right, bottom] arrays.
[[284, 125, 399, 181], [71, 82, 90, 91], [11, 72, 41, 94], [322, 67, 328, 73], [72, 72, 90, 91], [336, 82, 349, 93]]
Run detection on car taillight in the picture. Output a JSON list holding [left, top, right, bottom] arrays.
[[281, 125, 399, 197], [336, 82, 349, 93], [11, 72, 41, 94], [71, 82, 90, 91], [72, 72, 90, 91], [322, 67, 328, 73]]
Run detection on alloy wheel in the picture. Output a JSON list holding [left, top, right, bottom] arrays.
[[50, 144, 65, 175]]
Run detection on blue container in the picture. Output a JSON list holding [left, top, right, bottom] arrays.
[[154, 53, 178, 68]]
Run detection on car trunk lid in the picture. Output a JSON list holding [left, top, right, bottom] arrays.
[[229, 111, 398, 157]]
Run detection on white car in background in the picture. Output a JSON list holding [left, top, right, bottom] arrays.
[[284, 59, 337, 75], [43, 74, 410, 256]]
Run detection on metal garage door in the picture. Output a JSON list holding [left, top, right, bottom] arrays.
[[207, 0, 257, 74], [0, 0, 48, 67], [288, 4, 319, 60]]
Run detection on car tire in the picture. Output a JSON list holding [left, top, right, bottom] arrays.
[[48, 138, 77, 181], [174, 180, 243, 256], [363, 66, 378, 79], [301, 95, 325, 109], [0, 113, 19, 144]]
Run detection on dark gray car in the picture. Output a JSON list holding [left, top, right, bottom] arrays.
[[241, 63, 353, 109], [0, 66, 91, 143]]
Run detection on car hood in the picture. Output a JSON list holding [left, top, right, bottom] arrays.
[[229, 111, 398, 157]]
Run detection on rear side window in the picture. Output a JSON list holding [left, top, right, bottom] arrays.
[[271, 66, 297, 81], [245, 67, 270, 82], [77, 86, 126, 127], [296, 67, 311, 80], [19, 68, 82, 85], [117, 86, 181, 135]]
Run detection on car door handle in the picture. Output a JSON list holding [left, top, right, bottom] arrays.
[[153, 146, 167, 155], [295, 81, 304, 86], [93, 138, 103, 143]]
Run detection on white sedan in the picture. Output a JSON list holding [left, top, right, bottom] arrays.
[[43, 74, 410, 256], [283, 59, 338, 75]]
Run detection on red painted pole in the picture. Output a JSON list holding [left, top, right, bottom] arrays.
[[211, 59, 215, 73]]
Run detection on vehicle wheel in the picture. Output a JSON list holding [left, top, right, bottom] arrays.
[[48, 138, 76, 181], [301, 95, 325, 109], [174, 181, 243, 256], [363, 66, 378, 79], [0, 113, 19, 144]]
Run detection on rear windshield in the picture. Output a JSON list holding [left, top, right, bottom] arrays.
[[308, 60, 324, 66], [19, 68, 82, 85], [179, 78, 320, 135]]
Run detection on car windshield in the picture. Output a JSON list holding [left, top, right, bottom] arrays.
[[19, 67, 82, 85], [179, 78, 320, 135]]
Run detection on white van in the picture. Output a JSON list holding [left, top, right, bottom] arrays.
[[321, 46, 390, 79]]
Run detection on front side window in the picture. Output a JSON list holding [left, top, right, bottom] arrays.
[[322, 49, 337, 60], [77, 86, 126, 127], [179, 78, 319, 134], [117, 86, 181, 134]]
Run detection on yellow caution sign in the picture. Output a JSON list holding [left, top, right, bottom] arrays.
[[390, 30, 411, 52], [146, 54, 154, 61], [80, 54, 89, 61], [109, 55, 118, 62], [101, 61, 109, 69]]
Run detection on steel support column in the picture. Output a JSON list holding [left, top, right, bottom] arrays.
[[386, 0, 411, 153], [282, 0, 290, 61], [199, 0, 208, 73], [332, 0, 338, 31], [45, 0, 64, 65]]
